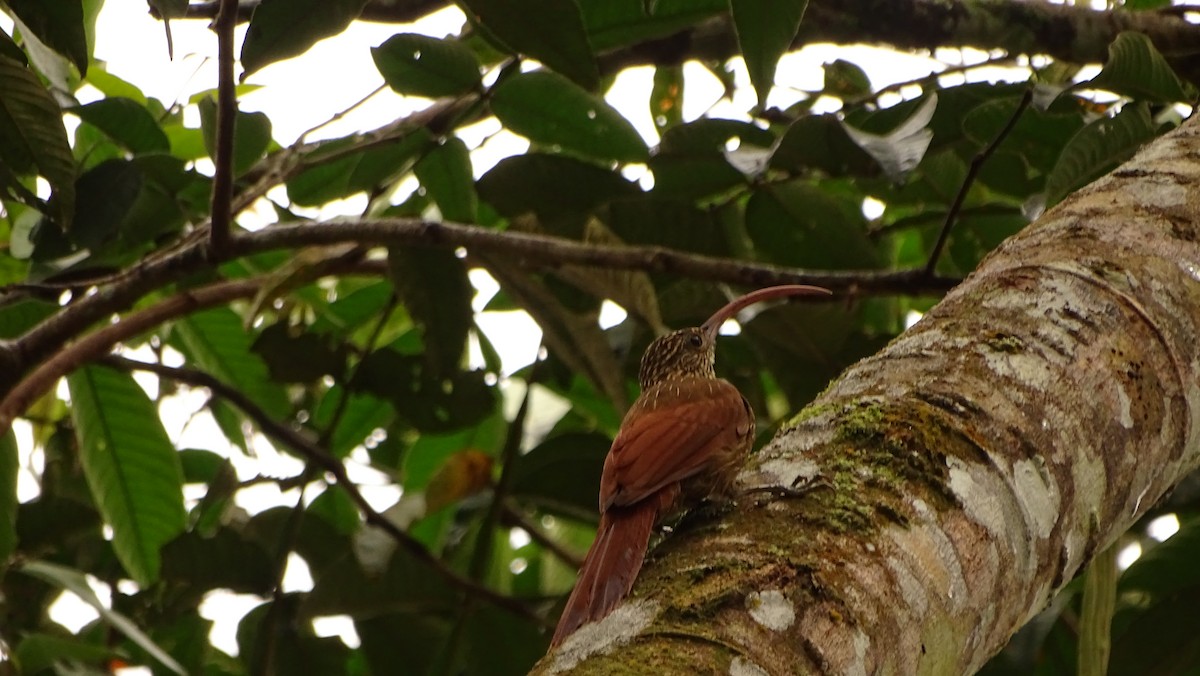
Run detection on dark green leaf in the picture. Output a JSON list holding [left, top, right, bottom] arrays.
[[581, 0, 726, 52], [463, 605, 545, 674], [351, 349, 495, 432], [15, 633, 115, 673], [1044, 102, 1158, 206], [71, 97, 170, 154], [171, 307, 291, 420], [161, 528, 274, 596], [178, 448, 229, 484], [0, 54, 75, 229], [286, 129, 433, 206], [66, 365, 186, 585], [5, 0, 88, 74], [1082, 31, 1195, 103], [461, 0, 598, 89], [1120, 515, 1200, 598], [649, 118, 773, 198], [491, 71, 648, 163], [1123, 0, 1171, 8], [308, 486, 361, 536], [770, 113, 878, 177], [240, 0, 369, 75], [414, 136, 477, 222], [66, 158, 143, 250], [388, 247, 474, 377], [476, 152, 640, 218], [650, 64, 684, 132], [823, 58, 871, 100], [197, 96, 273, 177], [0, 430, 16, 563], [372, 33, 482, 98], [358, 613, 450, 676], [511, 432, 608, 518], [962, 96, 1085, 174], [730, 0, 808, 107], [251, 322, 349, 383], [0, 298, 56, 338], [745, 180, 880, 269], [307, 389, 395, 459]]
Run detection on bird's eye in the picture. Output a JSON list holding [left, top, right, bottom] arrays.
[[688, 333, 703, 348]]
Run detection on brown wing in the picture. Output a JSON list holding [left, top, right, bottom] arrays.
[[599, 377, 751, 511]]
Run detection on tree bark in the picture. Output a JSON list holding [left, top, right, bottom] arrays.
[[532, 117, 1200, 673]]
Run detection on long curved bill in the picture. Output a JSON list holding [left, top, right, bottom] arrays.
[[700, 285, 832, 337]]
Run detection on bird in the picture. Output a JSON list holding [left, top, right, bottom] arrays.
[[549, 284, 832, 647]]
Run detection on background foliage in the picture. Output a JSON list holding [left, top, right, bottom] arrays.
[[1, 0, 1199, 674]]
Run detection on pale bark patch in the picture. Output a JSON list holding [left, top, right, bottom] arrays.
[[1011, 457, 1060, 540], [745, 589, 795, 630], [729, 657, 769, 676], [547, 600, 658, 674]]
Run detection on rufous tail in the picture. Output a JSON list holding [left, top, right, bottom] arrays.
[[550, 498, 659, 646]]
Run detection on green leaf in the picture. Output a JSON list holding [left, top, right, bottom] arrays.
[[414, 136, 477, 223], [0, 430, 16, 564], [15, 561, 182, 676], [461, 0, 598, 89], [162, 528, 274, 596], [510, 432, 607, 518], [388, 247, 474, 377], [650, 64, 684, 132], [309, 389, 395, 458], [350, 350, 496, 432], [649, 118, 773, 198], [65, 365, 186, 586], [491, 71, 648, 163], [5, 0, 89, 74], [1044, 102, 1158, 206], [372, 33, 482, 98], [66, 158, 143, 250], [71, 97, 170, 154], [770, 113, 878, 177], [240, 0, 370, 75], [730, 0, 808, 107], [1120, 515, 1200, 598], [476, 152, 640, 218], [286, 129, 433, 206], [251, 322, 349, 383], [0, 54, 76, 229], [822, 58, 871, 100], [745, 180, 880, 269], [582, 0, 726, 51], [15, 633, 117, 674], [197, 96, 273, 177], [171, 307, 291, 420], [0, 298, 55, 338], [1123, 0, 1171, 8], [1081, 32, 1195, 103]]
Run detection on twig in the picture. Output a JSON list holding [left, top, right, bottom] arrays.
[[438, 364, 540, 673], [102, 354, 551, 626], [924, 87, 1032, 276], [257, 468, 314, 675], [295, 84, 388, 146], [501, 503, 584, 569], [209, 0, 239, 260]]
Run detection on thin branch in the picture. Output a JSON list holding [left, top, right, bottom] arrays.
[[439, 366, 540, 673], [102, 354, 551, 627], [234, 219, 962, 296], [208, 0, 239, 260], [1, 217, 958, 394], [295, 83, 388, 146], [924, 87, 1033, 276], [501, 503, 584, 569], [0, 258, 382, 433]]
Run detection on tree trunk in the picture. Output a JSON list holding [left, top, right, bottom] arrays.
[[532, 117, 1200, 674]]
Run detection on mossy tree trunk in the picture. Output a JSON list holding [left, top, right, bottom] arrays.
[[533, 116, 1200, 675]]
